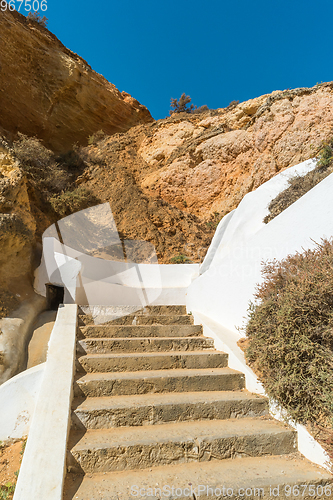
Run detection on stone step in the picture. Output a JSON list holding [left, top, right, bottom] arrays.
[[77, 351, 229, 373], [79, 314, 194, 326], [78, 336, 215, 354], [64, 454, 333, 500], [74, 367, 245, 397], [68, 418, 297, 473], [79, 305, 188, 318], [72, 390, 268, 429], [78, 324, 202, 339], [142, 305, 188, 315]]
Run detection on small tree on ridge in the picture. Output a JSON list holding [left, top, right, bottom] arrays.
[[170, 93, 196, 114]]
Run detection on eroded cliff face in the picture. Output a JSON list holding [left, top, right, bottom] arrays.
[[69, 83, 333, 263], [0, 140, 36, 316], [134, 84, 333, 217], [0, 10, 153, 152]]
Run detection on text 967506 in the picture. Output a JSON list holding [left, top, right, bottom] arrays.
[[1, 0, 47, 12]]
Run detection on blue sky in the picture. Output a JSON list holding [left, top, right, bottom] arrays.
[[25, 0, 333, 119]]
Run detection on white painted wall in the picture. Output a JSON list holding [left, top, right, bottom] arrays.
[[0, 294, 46, 385], [0, 363, 45, 442], [35, 235, 199, 306], [187, 159, 333, 471], [187, 162, 332, 333], [199, 209, 235, 275], [203, 158, 317, 271], [14, 304, 77, 500]]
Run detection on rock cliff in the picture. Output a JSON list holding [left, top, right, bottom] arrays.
[[0, 10, 153, 153], [133, 84, 333, 217]]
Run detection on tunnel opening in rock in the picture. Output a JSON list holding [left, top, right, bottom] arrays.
[[46, 284, 64, 310]]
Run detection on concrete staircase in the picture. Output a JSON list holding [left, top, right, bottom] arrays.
[[63, 306, 332, 500]]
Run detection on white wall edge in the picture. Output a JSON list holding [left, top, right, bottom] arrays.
[[191, 310, 332, 473], [13, 303, 78, 500], [0, 362, 45, 443]]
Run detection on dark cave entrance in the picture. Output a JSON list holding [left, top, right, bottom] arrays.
[[46, 284, 65, 310]]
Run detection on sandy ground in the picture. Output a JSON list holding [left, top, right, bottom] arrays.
[[27, 310, 57, 369], [0, 440, 25, 497]]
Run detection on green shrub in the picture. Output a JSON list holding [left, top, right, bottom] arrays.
[[264, 138, 333, 223], [0, 482, 15, 500], [50, 186, 100, 217], [170, 254, 192, 264], [243, 239, 333, 426]]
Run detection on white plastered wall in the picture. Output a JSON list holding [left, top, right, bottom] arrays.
[[0, 363, 45, 442], [35, 237, 199, 306], [186, 159, 332, 471], [187, 159, 329, 332]]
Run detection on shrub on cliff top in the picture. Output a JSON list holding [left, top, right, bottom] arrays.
[[170, 94, 195, 114], [27, 11, 48, 28], [169, 94, 208, 115], [243, 239, 333, 426]]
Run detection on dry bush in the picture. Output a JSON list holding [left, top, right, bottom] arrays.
[[169, 94, 209, 115], [243, 239, 333, 427], [13, 134, 69, 192], [264, 139, 333, 223], [49, 187, 100, 218], [27, 11, 48, 27], [226, 100, 239, 110], [12, 134, 100, 218]]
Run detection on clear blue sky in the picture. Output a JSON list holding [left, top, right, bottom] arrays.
[[27, 0, 333, 119]]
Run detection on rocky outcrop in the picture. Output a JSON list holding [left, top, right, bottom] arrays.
[[0, 10, 153, 152], [135, 83, 333, 216], [0, 140, 36, 299]]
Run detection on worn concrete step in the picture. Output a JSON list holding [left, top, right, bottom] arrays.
[[80, 305, 188, 318], [79, 324, 202, 339], [74, 367, 245, 397], [79, 314, 194, 326], [136, 305, 188, 315], [68, 418, 296, 473], [64, 454, 333, 500], [72, 391, 268, 429], [78, 336, 215, 354], [77, 351, 228, 373]]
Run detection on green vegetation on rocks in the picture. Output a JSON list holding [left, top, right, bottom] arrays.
[[170, 254, 192, 264], [49, 186, 100, 218]]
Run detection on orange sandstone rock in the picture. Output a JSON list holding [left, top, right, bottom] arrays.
[[0, 10, 153, 153]]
